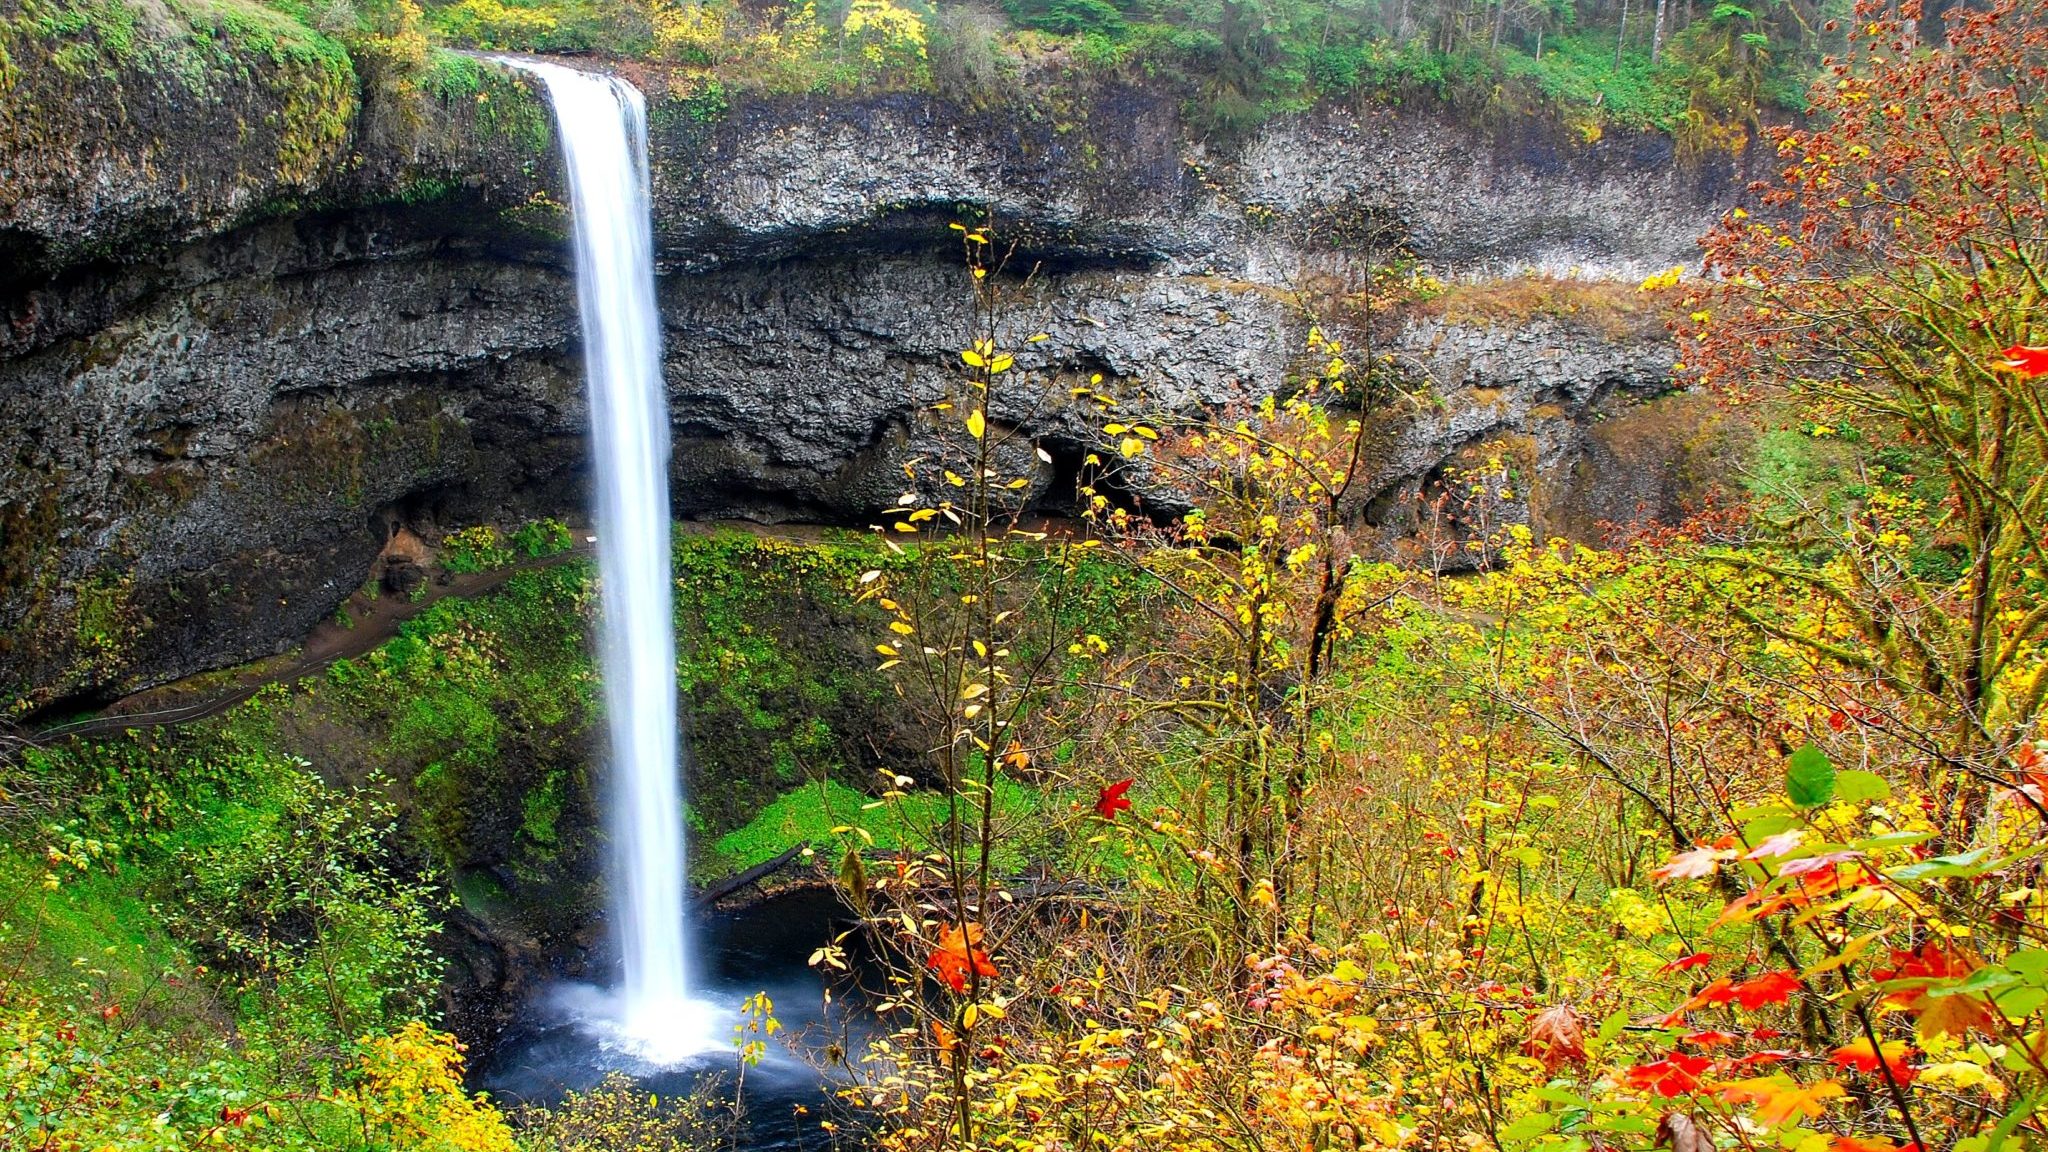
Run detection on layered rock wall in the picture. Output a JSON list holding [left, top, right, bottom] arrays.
[[0, 26, 1746, 711]]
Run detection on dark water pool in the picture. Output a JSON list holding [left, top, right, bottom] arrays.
[[475, 888, 874, 1151]]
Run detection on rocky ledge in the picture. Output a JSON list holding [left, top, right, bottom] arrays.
[[0, 15, 1749, 712]]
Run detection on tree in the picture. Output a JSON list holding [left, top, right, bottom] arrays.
[[1684, 0, 2048, 842], [822, 223, 1098, 1151]]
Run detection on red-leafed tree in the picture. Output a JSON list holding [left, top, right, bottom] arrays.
[[1683, 0, 2048, 839]]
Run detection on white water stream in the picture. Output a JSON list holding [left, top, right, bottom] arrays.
[[504, 58, 712, 1063]]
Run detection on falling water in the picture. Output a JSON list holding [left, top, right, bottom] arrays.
[[505, 58, 705, 1061]]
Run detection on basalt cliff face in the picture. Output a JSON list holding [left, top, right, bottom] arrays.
[[0, 28, 1748, 712]]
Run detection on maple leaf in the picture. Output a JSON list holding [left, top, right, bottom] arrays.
[[1624, 1055, 1711, 1097], [1729, 970, 1803, 1009], [1655, 846, 1732, 882], [2016, 740, 2044, 789], [926, 922, 997, 994], [1992, 344, 2048, 378], [1660, 952, 1715, 974], [1521, 1004, 1587, 1072], [1664, 977, 1738, 1024], [1688, 977, 1739, 1006], [1682, 1030, 1740, 1047], [1830, 1038, 1917, 1084], [1094, 778, 1133, 820], [1713, 886, 1795, 928], [1719, 1074, 1845, 1125], [1870, 940, 1997, 1040], [1745, 830, 1805, 860]]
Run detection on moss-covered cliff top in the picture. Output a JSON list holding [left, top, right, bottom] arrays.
[[0, 0, 553, 279]]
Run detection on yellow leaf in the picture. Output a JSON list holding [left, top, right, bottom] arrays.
[[961, 349, 986, 368], [1120, 437, 1145, 459], [966, 410, 986, 440]]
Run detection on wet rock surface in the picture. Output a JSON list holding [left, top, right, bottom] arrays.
[[0, 45, 1747, 710]]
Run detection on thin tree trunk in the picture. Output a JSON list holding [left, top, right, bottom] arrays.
[[1614, 0, 1631, 71], [1651, 0, 1668, 62]]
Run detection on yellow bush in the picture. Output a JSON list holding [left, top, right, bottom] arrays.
[[335, 1022, 517, 1152]]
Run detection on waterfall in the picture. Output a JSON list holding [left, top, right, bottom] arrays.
[[505, 58, 701, 1060]]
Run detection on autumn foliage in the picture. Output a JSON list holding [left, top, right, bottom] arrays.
[[814, 2, 2048, 1145]]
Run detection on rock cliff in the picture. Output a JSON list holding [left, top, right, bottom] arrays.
[[0, 19, 1747, 712]]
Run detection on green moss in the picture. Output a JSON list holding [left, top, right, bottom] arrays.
[[425, 42, 481, 96], [13, 0, 144, 78], [190, 0, 358, 182], [475, 59, 552, 152], [520, 768, 566, 848], [709, 776, 1043, 876]]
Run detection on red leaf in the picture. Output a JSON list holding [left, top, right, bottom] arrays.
[[1730, 971, 1803, 1009], [1713, 886, 1795, 928], [1832, 1138, 1909, 1152], [1094, 778, 1134, 820], [1687, 977, 1740, 1008], [1661, 952, 1716, 974], [1624, 1055, 1711, 1097], [1992, 344, 2048, 378]]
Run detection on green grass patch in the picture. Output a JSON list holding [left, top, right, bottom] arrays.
[[709, 776, 1045, 877]]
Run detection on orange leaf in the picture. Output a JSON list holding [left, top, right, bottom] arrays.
[[1729, 970, 1803, 1009], [926, 922, 998, 994], [1992, 344, 2048, 377], [1719, 1075, 1845, 1126], [1830, 1038, 1917, 1084], [1871, 940, 1997, 1040]]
